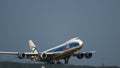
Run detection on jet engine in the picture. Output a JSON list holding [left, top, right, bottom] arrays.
[[41, 53, 47, 59], [85, 52, 92, 59], [18, 53, 26, 59], [77, 53, 84, 59]]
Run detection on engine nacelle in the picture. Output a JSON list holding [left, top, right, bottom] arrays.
[[77, 53, 84, 59], [85, 52, 92, 59], [18, 53, 25, 59], [40, 53, 47, 59]]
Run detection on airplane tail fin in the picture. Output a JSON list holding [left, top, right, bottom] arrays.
[[28, 40, 38, 53]]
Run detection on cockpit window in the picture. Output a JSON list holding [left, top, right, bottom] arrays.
[[69, 42, 79, 47]]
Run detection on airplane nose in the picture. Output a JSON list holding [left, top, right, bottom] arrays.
[[79, 40, 83, 46]]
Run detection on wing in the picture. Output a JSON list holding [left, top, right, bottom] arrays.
[[0, 51, 39, 59], [0, 51, 18, 55], [82, 50, 96, 54]]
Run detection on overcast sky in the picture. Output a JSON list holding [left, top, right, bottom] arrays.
[[0, 0, 120, 66]]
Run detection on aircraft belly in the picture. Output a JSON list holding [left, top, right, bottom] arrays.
[[52, 45, 82, 59]]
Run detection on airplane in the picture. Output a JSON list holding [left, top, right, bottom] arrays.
[[0, 37, 95, 64]]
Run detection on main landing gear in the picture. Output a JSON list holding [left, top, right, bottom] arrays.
[[47, 60, 62, 64], [47, 58, 70, 64], [47, 57, 70, 64], [64, 58, 69, 64]]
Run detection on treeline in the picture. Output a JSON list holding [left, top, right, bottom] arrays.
[[0, 61, 119, 68]]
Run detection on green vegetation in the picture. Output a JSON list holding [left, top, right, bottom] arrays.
[[0, 61, 119, 68]]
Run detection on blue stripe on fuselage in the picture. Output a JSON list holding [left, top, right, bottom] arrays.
[[47, 42, 79, 52], [33, 47, 38, 52]]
